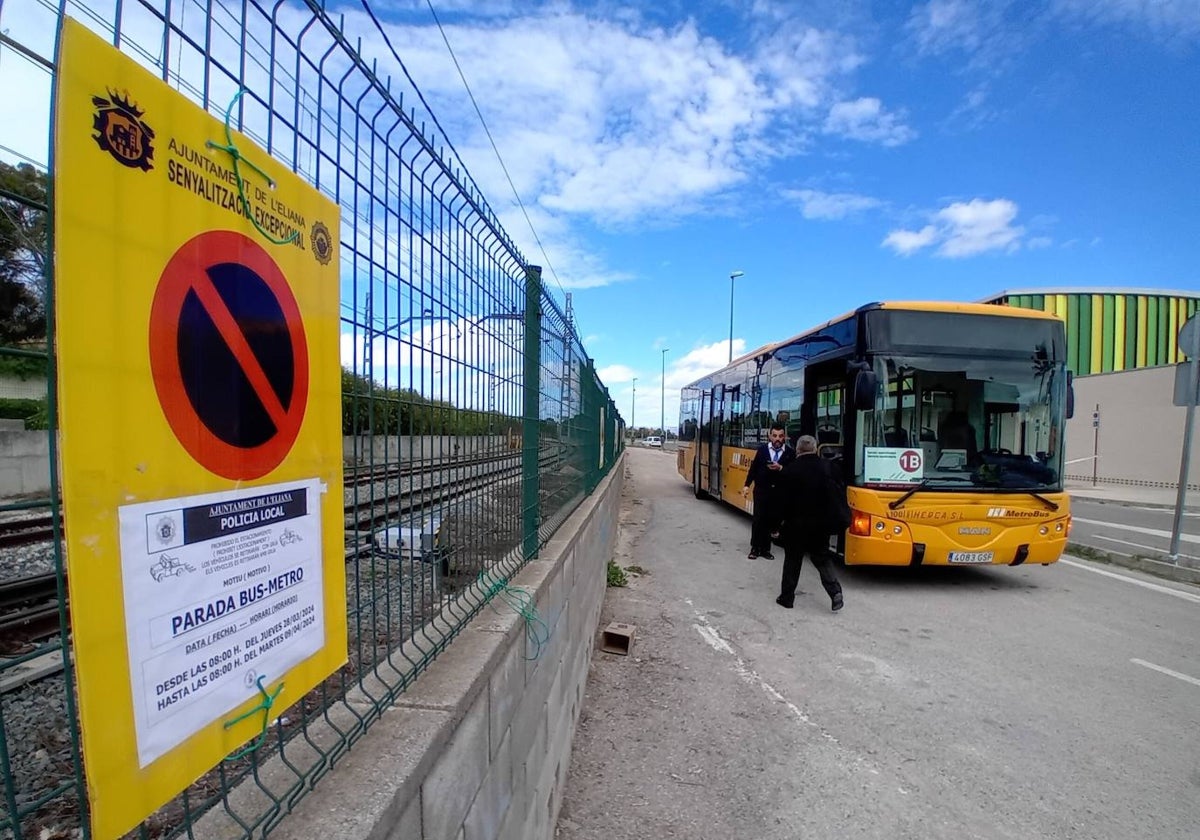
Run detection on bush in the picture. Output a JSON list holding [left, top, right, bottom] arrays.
[[606, 560, 628, 587], [0, 397, 40, 427]]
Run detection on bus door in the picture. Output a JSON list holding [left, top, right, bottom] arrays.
[[709, 384, 726, 495], [694, 390, 712, 495]]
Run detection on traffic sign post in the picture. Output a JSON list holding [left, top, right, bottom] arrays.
[[53, 20, 344, 837], [1169, 314, 1200, 561]]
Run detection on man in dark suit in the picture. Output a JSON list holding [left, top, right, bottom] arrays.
[[776, 435, 844, 611], [740, 422, 795, 560]]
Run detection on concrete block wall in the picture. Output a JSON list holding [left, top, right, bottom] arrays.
[[0, 430, 53, 497], [1066, 366, 1200, 489], [196, 454, 622, 840]]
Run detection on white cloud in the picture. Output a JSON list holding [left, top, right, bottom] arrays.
[[823, 98, 916, 147], [907, 0, 1200, 74], [943, 85, 1003, 132], [670, 340, 748, 389], [906, 0, 988, 56], [1028, 236, 1053, 249], [882, 198, 1025, 258], [936, 198, 1023, 256], [596, 364, 636, 383], [348, 8, 875, 231], [784, 188, 882, 220], [882, 225, 938, 255], [1053, 0, 1200, 41]]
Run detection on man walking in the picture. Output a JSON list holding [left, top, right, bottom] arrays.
[[776, 435, 844, 611], [740, 422, 794, 559]]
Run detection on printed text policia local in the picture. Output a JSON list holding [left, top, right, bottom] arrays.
[[208, 491, 295, 532]]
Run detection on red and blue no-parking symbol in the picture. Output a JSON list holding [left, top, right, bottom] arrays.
[[149, 230, 308, 480]]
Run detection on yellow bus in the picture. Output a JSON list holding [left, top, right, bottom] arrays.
[[676, 301, 1074, 566]]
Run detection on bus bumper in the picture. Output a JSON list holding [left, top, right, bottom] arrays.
[[844, 532, 1069, 567]]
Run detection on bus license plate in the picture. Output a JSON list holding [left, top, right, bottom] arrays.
[[949, 551, 994, 564]]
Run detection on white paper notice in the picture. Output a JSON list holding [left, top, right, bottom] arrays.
[[864, 447, 924, 485], [118, 478, 325, 767]]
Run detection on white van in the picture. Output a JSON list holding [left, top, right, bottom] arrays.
[[642, 436, 663, 447]]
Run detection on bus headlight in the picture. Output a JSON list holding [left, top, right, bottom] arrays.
[[875, 520, 886, 532], [1039, 525, 1049, 536], [893, 525, 903, 535]]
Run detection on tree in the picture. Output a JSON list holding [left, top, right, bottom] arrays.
[[0, 161, 48, 344]]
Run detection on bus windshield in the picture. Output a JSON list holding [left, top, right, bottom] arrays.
[[856, 352, 1066, 492]]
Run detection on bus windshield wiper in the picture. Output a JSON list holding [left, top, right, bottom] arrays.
[[1023, 490, 1060, 511], [888, 477, 972, 510]]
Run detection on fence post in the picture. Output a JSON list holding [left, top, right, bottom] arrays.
[[523, 265, 543, 560], [585, 360, 599, 493]]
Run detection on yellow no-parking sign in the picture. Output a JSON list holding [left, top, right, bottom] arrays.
[[54, 18, 346, 837]]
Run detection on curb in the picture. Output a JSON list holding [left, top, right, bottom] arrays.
[[1064, 544, 1200, 588], [1067, 490, 1200, 513]]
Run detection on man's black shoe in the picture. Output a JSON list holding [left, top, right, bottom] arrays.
[[747, 551, 758, 559], [775, 595, 793, 609], [761, 552, 775, 560], [831, 593, 844, 612]]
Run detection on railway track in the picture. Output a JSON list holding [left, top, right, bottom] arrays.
[[0, 571, 63, 637], [345, 447, 566, 532], [0, 516, 58, 549], [344, 450, 521, 488]]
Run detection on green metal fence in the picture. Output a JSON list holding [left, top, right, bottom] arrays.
[[0, 0, 623, 836]]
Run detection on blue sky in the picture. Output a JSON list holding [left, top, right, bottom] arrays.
[[345, 0, 1200, 429], [2, 0, 1197, 431]]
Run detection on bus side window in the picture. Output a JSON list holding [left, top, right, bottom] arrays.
[[815, 381, 843, 443]]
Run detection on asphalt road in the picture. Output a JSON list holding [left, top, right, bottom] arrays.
[[1069, 497, 1200, 564], [558, 449, 1200, 840]]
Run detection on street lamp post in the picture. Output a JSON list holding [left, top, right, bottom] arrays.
[[631, 377, 637, 437], [728, 270, 744, 363], [661, 348, 669, 438]]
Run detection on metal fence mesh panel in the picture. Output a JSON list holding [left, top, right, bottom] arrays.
[[0, 0, 623, 836]]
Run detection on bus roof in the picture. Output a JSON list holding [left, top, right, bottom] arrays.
[[720, 300, 1062, 370]]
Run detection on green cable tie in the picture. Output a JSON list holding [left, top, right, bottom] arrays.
[[205, 88, 300, 247], [223, 674, 284, 761], [477, 570, 552, 660]]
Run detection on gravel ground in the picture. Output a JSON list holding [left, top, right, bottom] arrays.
[[0, 540, 58, 578], [1, 669, 81, 840]]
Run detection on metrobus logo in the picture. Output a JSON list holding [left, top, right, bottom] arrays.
[[986, 508, 1048, 519]]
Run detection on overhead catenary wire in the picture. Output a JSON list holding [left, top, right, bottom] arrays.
[[355, 0, 569, 308], [421, 0, 567, 302]]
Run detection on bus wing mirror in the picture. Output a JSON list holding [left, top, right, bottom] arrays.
[[853, 369, 878, 411], [1065, 371, 1075, 419]]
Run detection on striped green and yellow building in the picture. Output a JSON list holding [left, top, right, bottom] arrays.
[[983, 288, 1200, 376]]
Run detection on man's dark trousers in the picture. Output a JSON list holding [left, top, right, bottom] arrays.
[[780, 528, 842, 605], [750, 489, 781, 556]]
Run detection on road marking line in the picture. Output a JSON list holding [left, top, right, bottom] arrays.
[[693, 623, 734, 656], [1059, 558, 1200, 604], [691, 619, 831, 738], [1117, 506, 1200, 517], [1130, 658, 1200, 688], [1071, 517, 1200, 546], [1091, 534, 1200, 563]]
